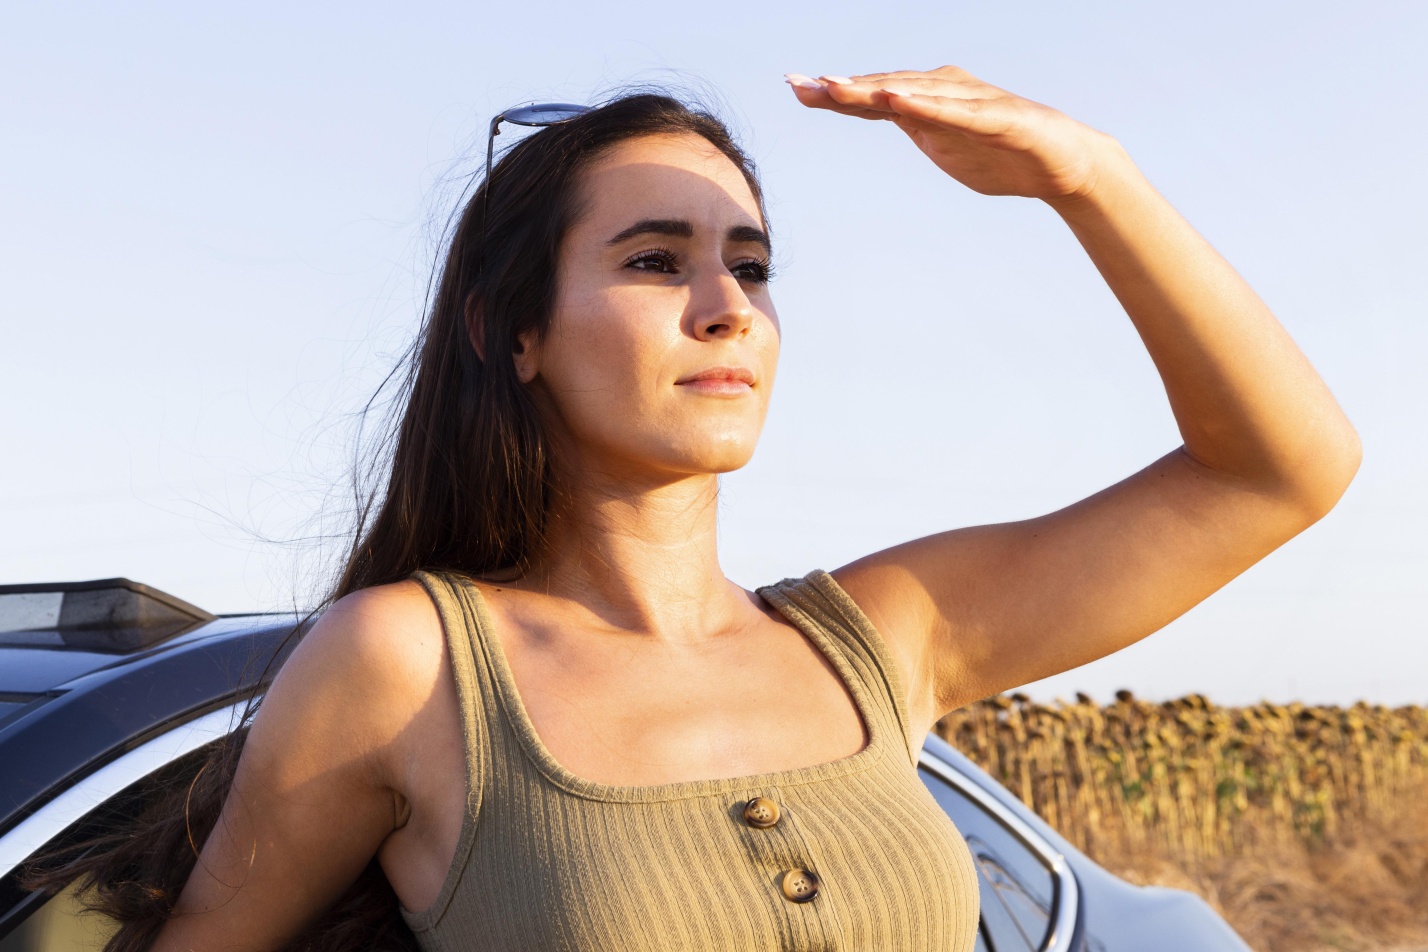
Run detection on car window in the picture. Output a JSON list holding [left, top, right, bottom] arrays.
[[920, 766, 1057, 952], [0, 880, 116, 952], [0, 720, 231, 950]]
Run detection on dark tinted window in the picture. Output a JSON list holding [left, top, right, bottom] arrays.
[[921, 767, 1055, 951], [0, 741, 217, 948]]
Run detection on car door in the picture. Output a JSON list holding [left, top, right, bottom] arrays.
[[919, 750, 1084, 952]]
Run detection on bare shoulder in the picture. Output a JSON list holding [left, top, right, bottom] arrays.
[[830, 525, 994, 653], [253, 579, 449, 784], [301, 579, 446, 685], [828, 553, 948, 725], [830, 555, 940, 637], [283, 579, 443, 689]]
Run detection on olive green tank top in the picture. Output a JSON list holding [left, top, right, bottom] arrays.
[[402, 569, 979, 951]]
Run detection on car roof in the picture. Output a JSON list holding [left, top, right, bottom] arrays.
[[0, 583, 303, 837], [0, 578, 224, 694], [0, 616, 281, 696]]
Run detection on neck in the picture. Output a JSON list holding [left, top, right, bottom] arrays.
[[519, 466, 747, 642]]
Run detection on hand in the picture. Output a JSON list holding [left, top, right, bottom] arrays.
[[785, 66, 1121, 203]]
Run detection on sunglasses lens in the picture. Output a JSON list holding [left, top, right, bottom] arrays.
[[501, 103, 592, 127]]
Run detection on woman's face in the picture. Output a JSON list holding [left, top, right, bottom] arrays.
[[519, 132, 780, 481]]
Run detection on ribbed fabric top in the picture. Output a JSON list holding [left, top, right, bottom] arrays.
[[401, 569, 979, 951]]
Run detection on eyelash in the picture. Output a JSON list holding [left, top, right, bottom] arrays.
[[622, 247, 776, 285]]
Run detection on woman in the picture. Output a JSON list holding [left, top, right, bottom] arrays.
[[60, 67, 1359, 950]]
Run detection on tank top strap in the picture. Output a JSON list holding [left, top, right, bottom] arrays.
[[407, 569, 502, 930], [755, 569, 920, 765]]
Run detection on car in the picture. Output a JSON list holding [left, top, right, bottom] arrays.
[[0, 578, 1254, 952]]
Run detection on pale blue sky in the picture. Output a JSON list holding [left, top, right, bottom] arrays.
[[2, 2, 1424, 706]]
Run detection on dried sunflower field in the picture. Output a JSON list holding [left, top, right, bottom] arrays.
[[936, 692, 1428, 952]]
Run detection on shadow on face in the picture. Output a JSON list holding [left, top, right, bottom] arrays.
[[516, 133, 781, 485]]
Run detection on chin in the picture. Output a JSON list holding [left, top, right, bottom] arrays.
[[662, 431, 760, 476]]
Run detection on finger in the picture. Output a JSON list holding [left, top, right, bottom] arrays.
[[818, 77, 986, 120], [826, 76, 999, 106], [882, 90, 1016, 137], [785, 76, 902, 121]]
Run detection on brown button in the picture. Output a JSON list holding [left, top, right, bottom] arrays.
[[780, 868, 820, 903], [743, 797, 781, 829]]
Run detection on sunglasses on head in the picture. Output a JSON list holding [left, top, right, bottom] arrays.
[[482, 102, 593, 242]]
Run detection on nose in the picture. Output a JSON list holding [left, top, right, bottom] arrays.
[[689, 270, 755, 342]]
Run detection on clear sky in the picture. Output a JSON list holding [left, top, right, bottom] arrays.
[[2, 2, 1424, 707]]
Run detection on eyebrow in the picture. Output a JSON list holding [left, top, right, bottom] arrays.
[[605, 218, 771, 254]]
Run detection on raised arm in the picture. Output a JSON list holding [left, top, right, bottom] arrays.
[[784, 67, 1361, 728]]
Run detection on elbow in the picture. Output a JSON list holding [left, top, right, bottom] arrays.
[[1288, 420, 1362, 523]]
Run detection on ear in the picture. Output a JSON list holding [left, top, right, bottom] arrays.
[[467, 291, 540, 382], [512, 330, 540, 384], [463, 291, 487, 363]]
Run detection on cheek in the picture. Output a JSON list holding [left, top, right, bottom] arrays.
[[534, 278, 780, 471], [541, 286, 682, 419], [760, 309, 782, 369]]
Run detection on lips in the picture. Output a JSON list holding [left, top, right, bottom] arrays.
[[676, 366, 756, 386], [675, 366, 756, 395]]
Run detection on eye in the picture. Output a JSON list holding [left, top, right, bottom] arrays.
[[732, 258, 775, 285], [624, 248, 679, 274]]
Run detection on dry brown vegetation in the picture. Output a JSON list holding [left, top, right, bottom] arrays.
[[935, 691, 1428, 952]]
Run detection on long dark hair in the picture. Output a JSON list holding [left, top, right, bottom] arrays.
[[22, 91, 768, 951]]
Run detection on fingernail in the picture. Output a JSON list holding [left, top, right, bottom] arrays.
[[784, 73, 823, 89], [820, 75, 854, 85]]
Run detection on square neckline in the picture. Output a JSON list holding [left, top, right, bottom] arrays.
[[451, 572, 887, 804]]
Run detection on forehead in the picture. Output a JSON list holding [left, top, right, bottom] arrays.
[[576, 133, 764, 230]]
